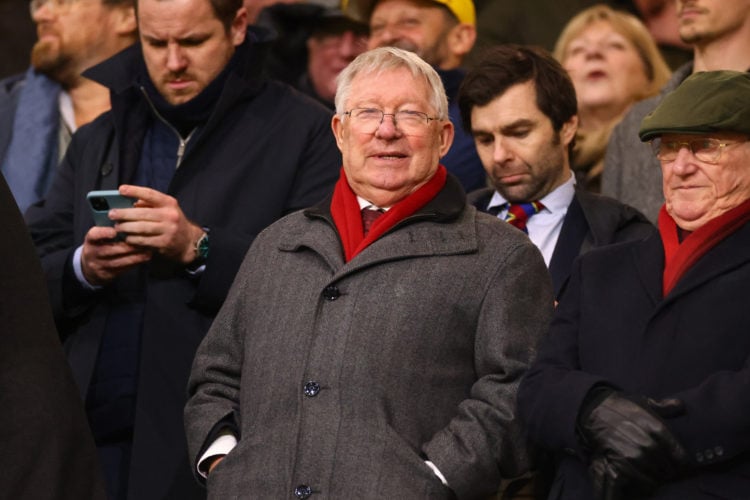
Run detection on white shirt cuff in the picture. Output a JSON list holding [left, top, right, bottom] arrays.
[[73, 245, 102, 290], [197, 432, 238, 478], [425, 460, 449, 487]]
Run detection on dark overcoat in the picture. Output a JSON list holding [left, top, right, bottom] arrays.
[[0, 173, 106, 499], [185, 177, 554, 499], [25, 30, 341, 500], [518, 224, 750, 499]]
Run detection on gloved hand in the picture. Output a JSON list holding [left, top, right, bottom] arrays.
[[577, 390, 688, 499]]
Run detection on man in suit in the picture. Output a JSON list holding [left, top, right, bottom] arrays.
[[518, 70, 750, 499], [458, 44, 654, 297], [184, 47, 553, 499], [25, 0, 341, 497]]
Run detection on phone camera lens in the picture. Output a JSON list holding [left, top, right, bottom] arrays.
[[90, 197, 110, 211]]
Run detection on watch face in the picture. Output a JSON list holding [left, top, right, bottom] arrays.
[[196, 233, 209, 260]]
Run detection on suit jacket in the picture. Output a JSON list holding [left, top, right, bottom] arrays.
[[185, 176, 554, 499], [0, 73, 24, 160], [518, 225, 750, 499], [468, 187, 655, 296], [0, 173, 106, 500], [25, 31, 341, 500], [602, 63, 692, 223]]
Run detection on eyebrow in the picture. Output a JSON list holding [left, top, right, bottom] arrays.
[[472, 118, 536, 135]]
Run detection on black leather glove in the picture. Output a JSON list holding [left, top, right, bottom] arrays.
[[577, 390, 688, 500]]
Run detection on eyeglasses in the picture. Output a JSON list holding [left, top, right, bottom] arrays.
[[649, 137, 746, 164], [343, 108, 438, 136], [29, 0, 77, 14]]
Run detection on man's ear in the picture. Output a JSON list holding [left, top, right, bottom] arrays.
[[231, 7, 248, 46], [560, 114, 578, 148], [331, 113, 346, 152], [113, 4, 137, 37], [438, 119, 455, 158], [446, 23, 476, 60]]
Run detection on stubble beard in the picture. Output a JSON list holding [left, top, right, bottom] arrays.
[[31, 39, 77, 87]]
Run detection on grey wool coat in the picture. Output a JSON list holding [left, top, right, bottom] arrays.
[[184, 176, 554, 499]]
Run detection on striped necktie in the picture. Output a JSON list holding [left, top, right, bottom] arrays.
[[504, 201, 545, 234]]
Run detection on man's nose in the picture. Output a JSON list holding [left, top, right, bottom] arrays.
[[166, 44, 187, 72], [338, 31, 361, 57], [369, 25, 399, 48], [670, 146, 698, 175], [31, 0, 56, 21], [374, 113, 402, 138], [493, 138, 513, 163]]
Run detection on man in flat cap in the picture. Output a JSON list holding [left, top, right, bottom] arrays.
[[517, 70, 750, 500]]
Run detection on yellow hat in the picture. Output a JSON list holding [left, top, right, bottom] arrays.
[[342, 0, 476, 26]]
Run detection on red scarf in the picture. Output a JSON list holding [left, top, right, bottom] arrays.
[[330, 166, 447, 262], [659, 197, 750, 295]]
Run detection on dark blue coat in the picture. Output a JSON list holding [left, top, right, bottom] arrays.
[[518, 224, 750, 499], [26, 29, 341, 500]]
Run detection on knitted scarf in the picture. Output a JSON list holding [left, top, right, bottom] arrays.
[[659, 198, 750, 295], [331, 165, 447, 261]]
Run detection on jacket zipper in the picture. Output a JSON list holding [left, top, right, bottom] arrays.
[[139, 86, 196, 169]]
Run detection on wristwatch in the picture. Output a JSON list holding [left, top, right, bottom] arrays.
[[190, 228, 210, 268]]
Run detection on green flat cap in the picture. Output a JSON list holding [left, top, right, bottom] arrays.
[[639, 70, 750, 141]]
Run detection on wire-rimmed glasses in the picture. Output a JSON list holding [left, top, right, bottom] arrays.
[[649, 137, 746, 164], [343, 107, 438, 136], [30, 0, 76, 15]]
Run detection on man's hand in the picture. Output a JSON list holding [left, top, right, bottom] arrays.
[[81, 226, 152, 286], [578, 391, 688, 499], [109, 185, 205, 264]]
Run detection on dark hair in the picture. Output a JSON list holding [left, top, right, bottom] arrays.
[[209, 0, 243, 31], [458, 44, 577, 135], [136, 0, 242, 31]]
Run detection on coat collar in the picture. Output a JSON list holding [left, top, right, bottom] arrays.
[[632, 221, 750, 308], [286, 174, 474, 275]]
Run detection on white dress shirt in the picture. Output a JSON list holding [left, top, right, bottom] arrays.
[[486, 173, 576, 267]]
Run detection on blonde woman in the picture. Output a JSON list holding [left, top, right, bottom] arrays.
[[555, 4, 670, 192]]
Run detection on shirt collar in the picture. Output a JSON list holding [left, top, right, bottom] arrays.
[[357, 196, 390, 211]]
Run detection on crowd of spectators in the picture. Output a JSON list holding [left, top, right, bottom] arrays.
[[3, 1, 749, 499]]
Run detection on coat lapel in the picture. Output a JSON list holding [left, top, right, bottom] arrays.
[[549, 195, 588, 296], [632, 232, 664, 307]]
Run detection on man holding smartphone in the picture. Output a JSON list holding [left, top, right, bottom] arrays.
[[25, 0, 340, 498]]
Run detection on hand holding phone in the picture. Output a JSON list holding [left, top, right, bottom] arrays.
[[87, 190, 137, 228]]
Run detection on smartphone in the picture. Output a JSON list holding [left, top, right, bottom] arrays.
[[86, 190, 136, 227]]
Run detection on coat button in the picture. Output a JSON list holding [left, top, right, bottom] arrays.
[[100, 162, 113, 176], [715, 446, 724, 457], [294, 485, 312, 499], [695, 451, 704, 463], [303, 381, 320, 397], [322, 285, 340, 301], [705, 449, 714, 460]]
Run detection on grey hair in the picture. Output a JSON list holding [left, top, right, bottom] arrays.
[[334, 46, 449, 119]]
